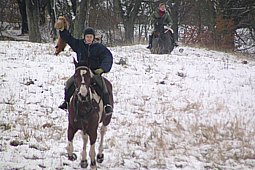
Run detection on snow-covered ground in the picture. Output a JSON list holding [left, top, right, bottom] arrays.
[[0, 41, 255, 169]]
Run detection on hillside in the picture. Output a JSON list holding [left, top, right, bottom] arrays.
[[0, 41, 255, 169]]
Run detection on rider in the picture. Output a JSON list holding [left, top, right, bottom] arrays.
[[55, 17, 113, 116], [147, 2, 178, 49]]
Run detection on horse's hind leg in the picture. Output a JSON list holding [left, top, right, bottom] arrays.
[[97, 125, 107, 163], [66, 125, 78, 161]]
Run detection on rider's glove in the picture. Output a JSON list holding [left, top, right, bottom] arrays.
[[94, 68, 104, 75], [164, 25, 171, 30]]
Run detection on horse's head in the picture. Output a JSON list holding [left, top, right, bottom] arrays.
[[154, 17, 165, 34], [73, 60, 93, 101]]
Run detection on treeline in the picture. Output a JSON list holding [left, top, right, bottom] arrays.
[[0, 0, 254, 51]]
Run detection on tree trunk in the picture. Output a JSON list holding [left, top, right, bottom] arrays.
[[17, 0, 28, 34], [116, 0, 142, 44], [123, 19, 134, 44], [47, 0, 57, 40], [197, 2, 202, 43], [170, 1, 179, 41], [73, 0, 90, 39], [25, 0, 41, 42]]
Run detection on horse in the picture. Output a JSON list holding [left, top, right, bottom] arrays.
[[150, 18, 175, 54], [66, 59, 113, 169]]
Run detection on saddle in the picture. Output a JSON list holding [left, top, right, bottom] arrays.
[[91, 77, 112, 100]]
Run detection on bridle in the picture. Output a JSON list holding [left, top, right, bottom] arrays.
[[74, 66, 93, 103], [73, 65, 97, 123]]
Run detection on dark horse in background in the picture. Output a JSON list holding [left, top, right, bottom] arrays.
[[150, 18, 175, 54], [65, 59, 113, 169]]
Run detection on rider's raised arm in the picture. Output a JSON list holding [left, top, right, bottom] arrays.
[[59, 29, 80, 53], [54, 16, 80, 53]]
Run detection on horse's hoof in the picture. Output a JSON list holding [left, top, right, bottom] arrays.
[[80, 160, 88, 168], [68, 153, 77, 161], [97, 153, 104, 163], [91, 160, 97, 169]]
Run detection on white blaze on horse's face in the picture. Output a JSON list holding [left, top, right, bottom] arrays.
[[79, 69, 88, 96]]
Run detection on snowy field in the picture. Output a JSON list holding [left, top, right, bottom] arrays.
[[0, 41, 255, 169]]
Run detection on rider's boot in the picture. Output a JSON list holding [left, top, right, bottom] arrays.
[[146, 35, 152, 49], [103, 93, 113, 116], [59, 77, 75, 110], [94, 75, 113, 116], [174, 41, 179, 47], [172, 33, 179, 47], [102, 80, 113, 116], [59, 88, 69, 110]]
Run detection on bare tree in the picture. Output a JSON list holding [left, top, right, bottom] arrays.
[[47, 0, 57, 40], [116, 0, 143, 44], [17, 0, 28, 34], [25, 0, 41, 42], [215, 0, 255, 50], [73, 0, 90, 38]]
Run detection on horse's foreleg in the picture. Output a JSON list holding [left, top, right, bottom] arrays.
[[66, 125, 78, 161], [80, 133, 89, 168], [89, 130, 98, 169], [81, 133, 88, 161], [89, 143, 97, 169], [97, 125, 107, 163]]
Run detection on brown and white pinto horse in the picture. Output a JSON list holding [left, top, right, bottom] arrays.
[[66, 60, 113, 169]]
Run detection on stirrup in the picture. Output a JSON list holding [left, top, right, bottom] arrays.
[[104, 104, 113, 116]]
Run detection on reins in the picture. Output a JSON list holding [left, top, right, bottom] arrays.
[[75, 65, 90, 71], [73, 66, 101, 123]]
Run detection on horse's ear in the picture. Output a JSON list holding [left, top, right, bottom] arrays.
[[73, 57, 78, 66]]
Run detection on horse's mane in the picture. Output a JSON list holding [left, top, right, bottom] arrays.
[[154, 17, 164, 34], [75, 61, 89, 68], [74, 61, 93, 76]]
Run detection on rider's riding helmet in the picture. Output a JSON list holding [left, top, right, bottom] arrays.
[[84, 27, 95, 38]]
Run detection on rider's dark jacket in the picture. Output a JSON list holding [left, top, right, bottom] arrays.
[[59, 29, 113, 73], [151, 8, 173, 28]]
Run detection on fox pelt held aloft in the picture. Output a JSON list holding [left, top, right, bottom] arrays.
[[54, 16, 69, 55]]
